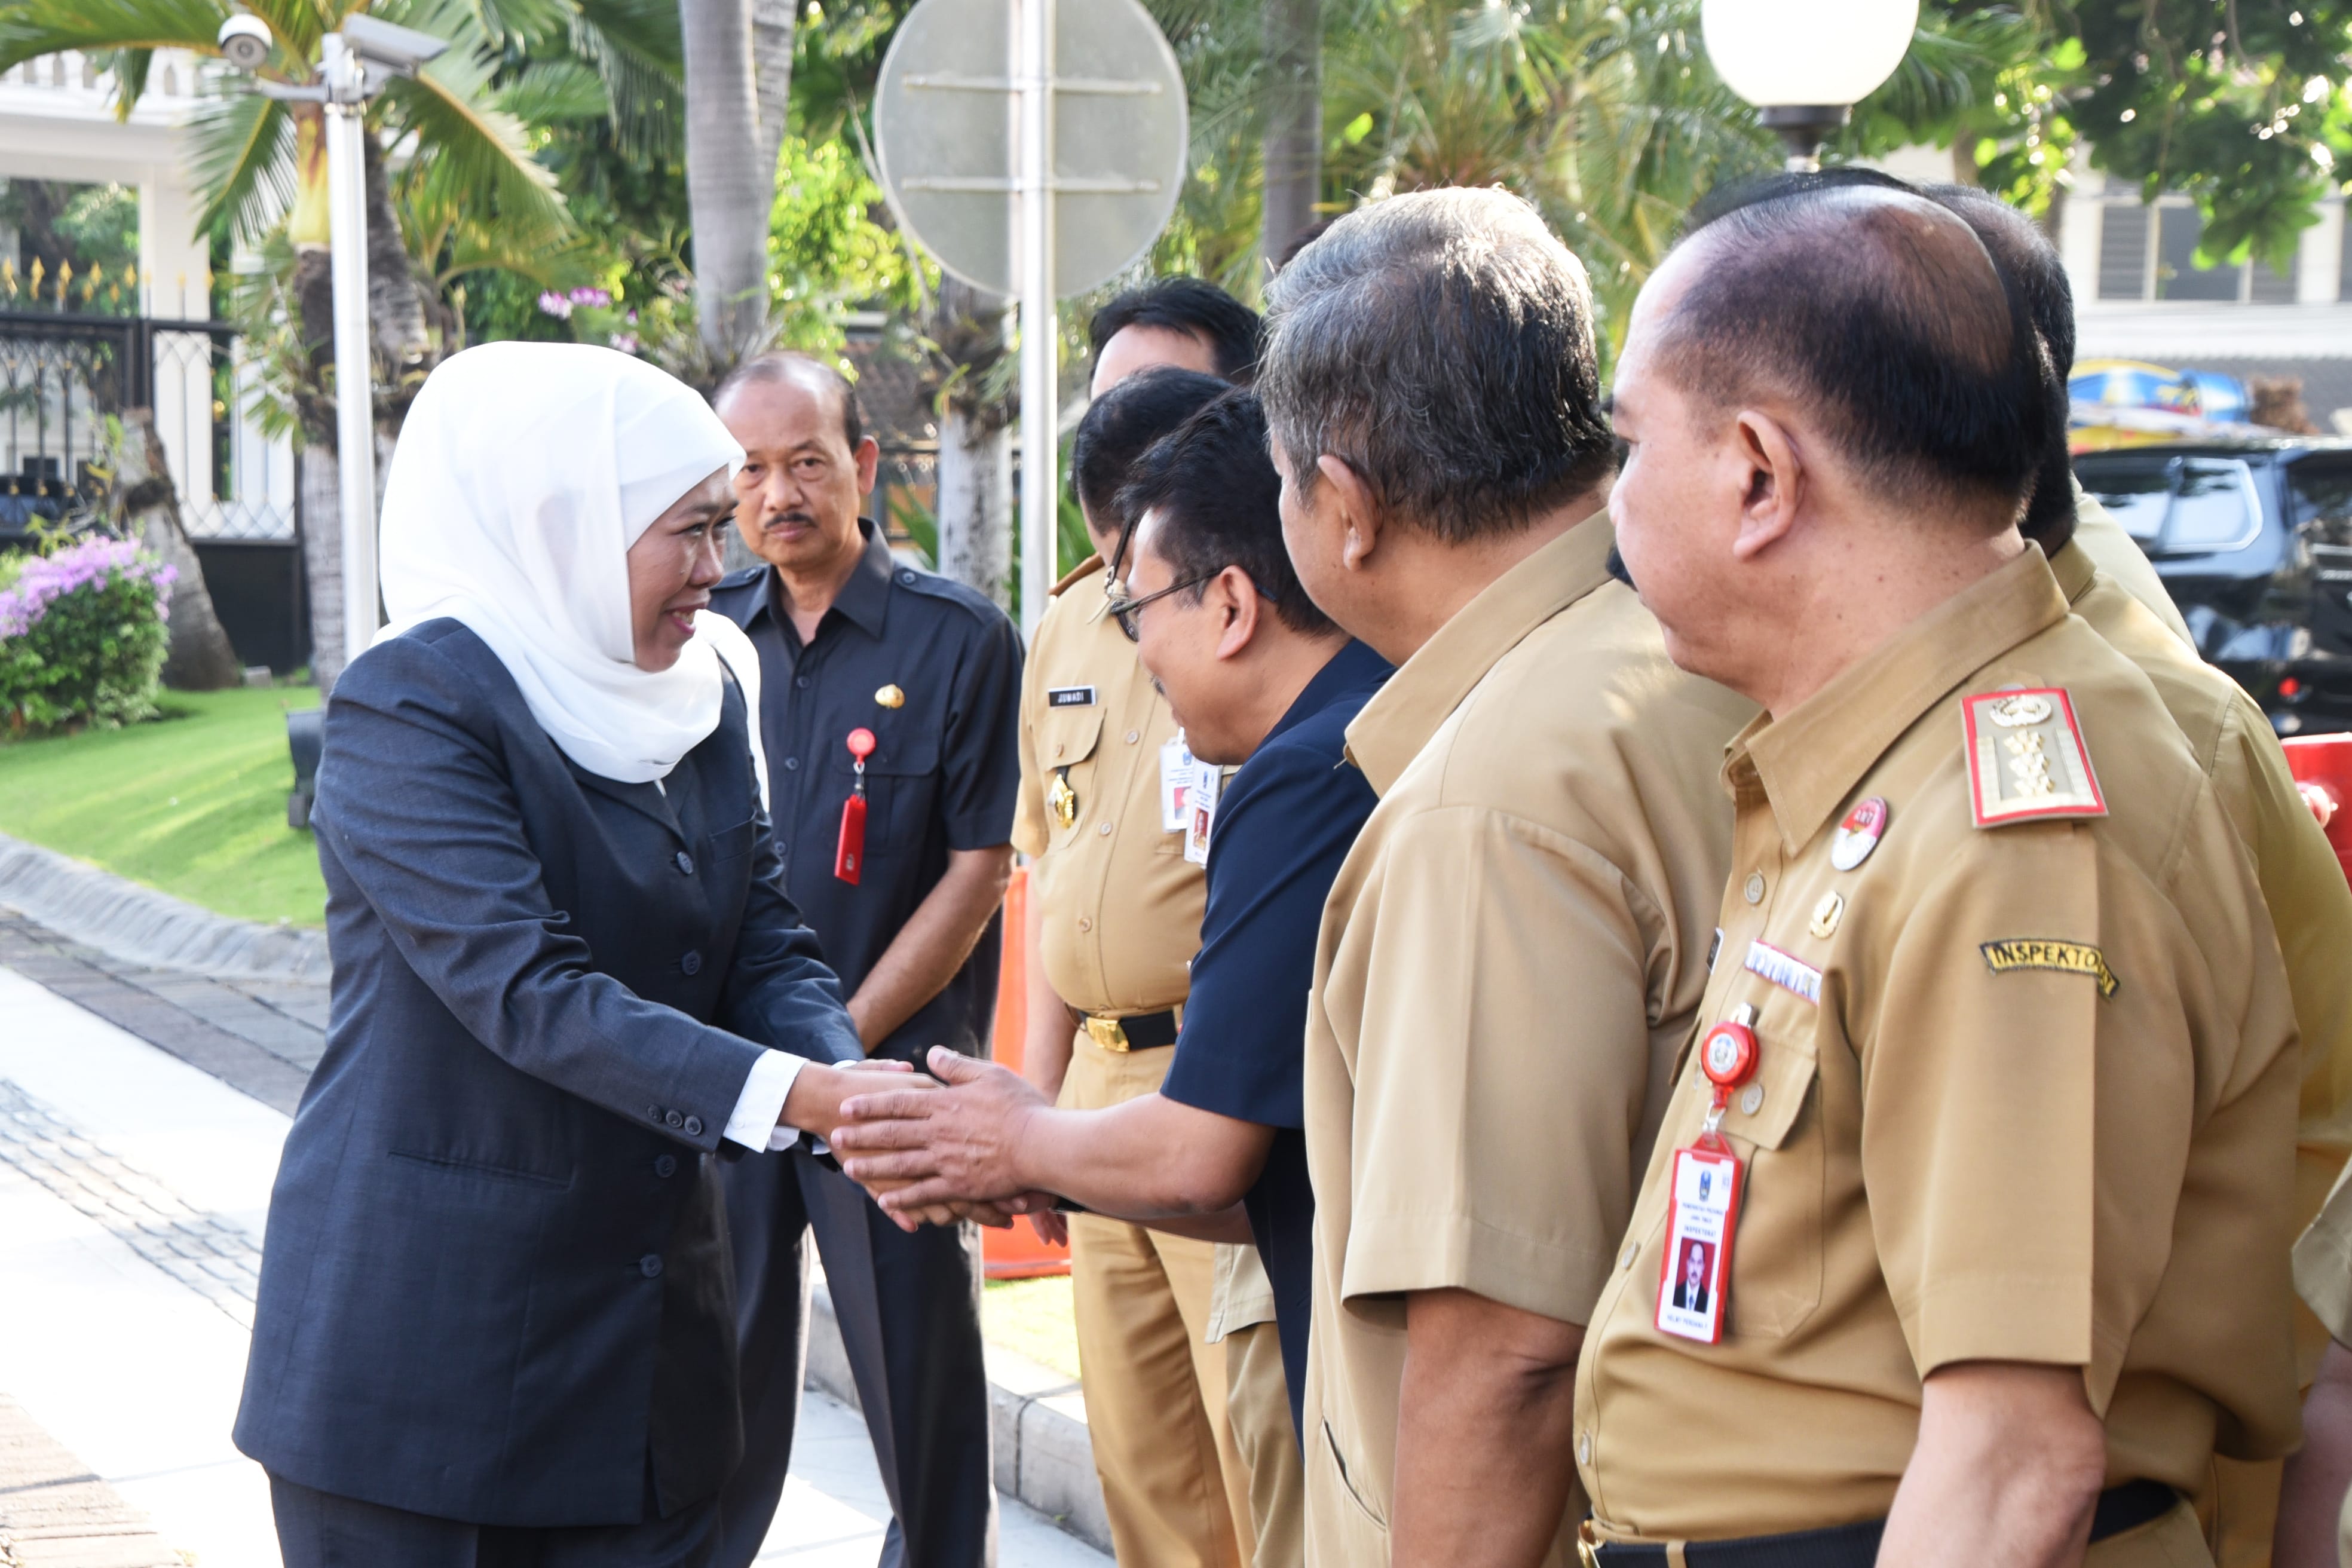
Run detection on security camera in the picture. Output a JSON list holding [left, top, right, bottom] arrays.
[[216, 13, 271, 71], [335, 13, 449, 75]]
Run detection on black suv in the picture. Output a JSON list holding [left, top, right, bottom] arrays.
[[2073, 435, 2352, 735]]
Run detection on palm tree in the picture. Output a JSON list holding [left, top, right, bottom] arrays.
[[0, 0, 624, 687], [678, 0, 797, 363]]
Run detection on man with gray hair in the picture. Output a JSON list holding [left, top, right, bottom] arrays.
[[1263, 187, 1754, 1567]]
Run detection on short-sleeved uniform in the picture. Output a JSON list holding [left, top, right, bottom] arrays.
[[1013, 553, 1269, 1568], [1572, 545, 2303, 1560], [1161, 638, 1391, 1432], [1299, 514, 1756, 1568], [2071, 480, 2197, 647], [708, 523, 1022, 1568]]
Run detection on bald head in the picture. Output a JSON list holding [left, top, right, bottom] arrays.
[[713, 351, 863, 455], [1648, 185, 2054, 523]]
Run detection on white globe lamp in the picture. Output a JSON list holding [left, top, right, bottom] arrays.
[[1702, 0, 1920, 170]]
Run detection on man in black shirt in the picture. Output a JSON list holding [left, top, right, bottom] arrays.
[[706, 353, 1023, 1568], [831, 391, 1386, 1434]]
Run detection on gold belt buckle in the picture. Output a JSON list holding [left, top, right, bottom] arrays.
[[1083, 1015, 1130, 1052], [1575, 1521, 1603, 1568]]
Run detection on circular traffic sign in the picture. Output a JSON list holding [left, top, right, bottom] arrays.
[[875, 0, 1189, 298]]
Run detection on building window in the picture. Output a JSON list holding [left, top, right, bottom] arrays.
[[2157, 206, 2241, 301], [2099, 203, 2151, 299]]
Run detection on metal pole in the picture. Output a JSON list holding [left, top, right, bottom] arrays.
[[323, 33, 379, 669], [1016, 0, 1056, 636]]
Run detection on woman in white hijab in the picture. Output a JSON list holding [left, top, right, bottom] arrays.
[[232, 343, 917, 1568]]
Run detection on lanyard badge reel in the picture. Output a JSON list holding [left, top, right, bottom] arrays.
[[836, 728, 875, 884], [1655, 1003, 1757, 1345]]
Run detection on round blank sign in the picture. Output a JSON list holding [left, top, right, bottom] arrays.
[[875, 0, 1189, 299]]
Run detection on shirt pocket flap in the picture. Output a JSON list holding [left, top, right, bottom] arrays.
[[1722, 1003, 1819, 1154], [1036, 707, 1105, 773], [706, 817, 757, 863], [831, 724, 942, 778]]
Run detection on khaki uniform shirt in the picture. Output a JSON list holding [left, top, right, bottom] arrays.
[[2071, 480, 2197, 648], [1299, 514, 1756, 1566], [1013, 555, 1204, 1015], [1573, 546, 2302, 1546], [2053, 535, 2352, 1342]]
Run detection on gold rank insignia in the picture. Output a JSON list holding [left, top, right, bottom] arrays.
[[1048, 766, 1078, 831], [875, 684, 906, 709], [1808, 891, 1844, 940], [1980, 938, 2118, 998], [1960, 687, 2107, 828]]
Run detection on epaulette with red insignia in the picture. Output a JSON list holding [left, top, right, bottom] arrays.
[[1960, 687, 2107, 828]]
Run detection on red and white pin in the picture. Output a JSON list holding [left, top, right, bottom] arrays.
[[1829, 796, 1889, 871]]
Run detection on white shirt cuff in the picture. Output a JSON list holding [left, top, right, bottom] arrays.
[[723, 1049, 811, 1152]]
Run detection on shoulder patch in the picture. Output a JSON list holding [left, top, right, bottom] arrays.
[[1051, 554, 1105, 598], [1980, 938, 2118, 998], [1960, 687, 2106, 828]]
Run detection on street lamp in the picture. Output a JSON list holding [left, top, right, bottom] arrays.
[[216, 11, 446, 667], [1701, 0, 1919, 172]]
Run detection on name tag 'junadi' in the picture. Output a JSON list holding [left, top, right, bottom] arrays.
[[1657, 1006, 1759, 1345]]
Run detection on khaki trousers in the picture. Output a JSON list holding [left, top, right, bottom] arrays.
[[1062, 1033, 1252, 1568], [1223, 1319, 1304, 1568]]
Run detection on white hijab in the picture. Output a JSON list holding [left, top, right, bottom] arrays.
[[379, 342, 754, 786]]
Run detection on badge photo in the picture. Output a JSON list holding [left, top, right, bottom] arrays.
[[1160, 736, 1195, 832], [1656, 1144, 1740, 1345], [1183, 758, 1222, 865]]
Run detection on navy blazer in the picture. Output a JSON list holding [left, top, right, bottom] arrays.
[[233, 620, 863, 1527]]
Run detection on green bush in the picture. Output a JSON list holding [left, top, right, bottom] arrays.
[[0, 536, 174, 736]]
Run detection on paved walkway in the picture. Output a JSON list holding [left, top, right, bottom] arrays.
[[0, 945, 1104, 1567]]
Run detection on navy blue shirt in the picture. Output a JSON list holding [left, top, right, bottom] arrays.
[[1159, 638, 1390, 1434], [710, 523, 1024, 1062]]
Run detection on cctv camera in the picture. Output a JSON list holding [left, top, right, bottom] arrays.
[[335, 13, 449, 75], [216, 13, 271, 71]]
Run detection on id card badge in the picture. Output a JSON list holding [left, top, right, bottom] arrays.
[[1655, 1006, 1759, 1345], [1160, 735, 1195, 832], [1183, 760, 1222, 865]]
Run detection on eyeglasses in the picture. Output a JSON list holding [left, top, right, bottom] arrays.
[[1105, 573, 1215, 642]]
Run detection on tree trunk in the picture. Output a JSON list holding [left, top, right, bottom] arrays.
[[681, 0, 773, 364], [299, 443, 346, 694], [1260, 0, 1323, 276], [928, 281, 1014, 607], [362, 130, 433, 375], [752, 0, 797, 177], [113, 409, 246, 691]]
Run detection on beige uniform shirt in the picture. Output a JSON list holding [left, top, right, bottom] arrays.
[[2293, 1168, 2352, 1568], [2071, 480, 2197, 647], [1013, 555, 1204, 1015], [2053, 535, 2352, 1313], [1299, 514, 1756, 1566], [1573, 546, 2302, 1546]]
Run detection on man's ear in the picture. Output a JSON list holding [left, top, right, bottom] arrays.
[[1730, 411, 1802, 562], [1210, 565, 1260, 663], [1316, 455, 1383, 572], [854, 434, 883, 498]]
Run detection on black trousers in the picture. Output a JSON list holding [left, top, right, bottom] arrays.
[[270, 1474, 719, 1568], [713, 1149, 996, 1568]]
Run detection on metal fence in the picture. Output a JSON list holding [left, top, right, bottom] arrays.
[[0, 309, 296, 543]]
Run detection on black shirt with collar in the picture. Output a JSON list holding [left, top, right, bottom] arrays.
[[709, 521, 1024, 1062]]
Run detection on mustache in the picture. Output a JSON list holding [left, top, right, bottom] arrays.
[[760, 509, 819, 531]]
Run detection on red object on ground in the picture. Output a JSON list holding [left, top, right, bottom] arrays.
[[2284, 734, 2352, 888], [981, 866, 1073, 1280]]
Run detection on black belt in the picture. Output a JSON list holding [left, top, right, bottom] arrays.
[[1079, 1008, 1179, 1051], [1587, 1480, 2177, 1567]]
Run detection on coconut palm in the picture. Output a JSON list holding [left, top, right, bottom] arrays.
[[679, 0, 797, 362]]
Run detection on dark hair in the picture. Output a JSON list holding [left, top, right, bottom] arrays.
[[1662, 185, 2057, 526], [710, 351, 864, 453], [1089, 278, 1263, 384], [1921, 184, 2080, 550], [1070, 367, 1230, 543], [1273, 216, 1336, 272], [1258, 186, 1616, 543], [1116, 390, 1337, 638]]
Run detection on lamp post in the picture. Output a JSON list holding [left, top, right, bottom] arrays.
[[1701, 0, 1919, 171], [217, 11, 446, 667]]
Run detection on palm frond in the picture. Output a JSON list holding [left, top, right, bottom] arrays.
[[495, 58, 605, 123], [186, 87, 299, 242], [0, 0, 231, 73], [470, 0, 572, 48], [100, 45, 153, 119]]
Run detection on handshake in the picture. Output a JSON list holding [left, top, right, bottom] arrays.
[[786, 1049, 1065, 1237]]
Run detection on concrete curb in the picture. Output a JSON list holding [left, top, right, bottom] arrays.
[[0, 831, 329, 984], [807, 1281, 1112, 1555]]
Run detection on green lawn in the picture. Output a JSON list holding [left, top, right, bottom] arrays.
[[983, 1273, 1080, 1380], [0, 686, 327, 927]]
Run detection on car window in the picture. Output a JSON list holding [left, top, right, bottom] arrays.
[[2288, 457, 2352, 549], [2163, 460, 2262, 555], [2078, 458, 2173, 544]]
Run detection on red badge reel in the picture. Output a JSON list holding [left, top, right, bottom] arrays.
[[1656, 1004, 1758, 1346], [835, 728, 876, 884]]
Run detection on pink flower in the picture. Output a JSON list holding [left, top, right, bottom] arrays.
[[0, 538, 174, 639]]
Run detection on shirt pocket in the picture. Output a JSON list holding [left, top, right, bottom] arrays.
[[1033, 706, 1106, 850], [705, 817, 757, 864], [833, 725, 942, 856], [1720, 987, 1825, 1340]]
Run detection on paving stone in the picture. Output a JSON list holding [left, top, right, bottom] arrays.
[[0, 1397, 183, 1567]]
